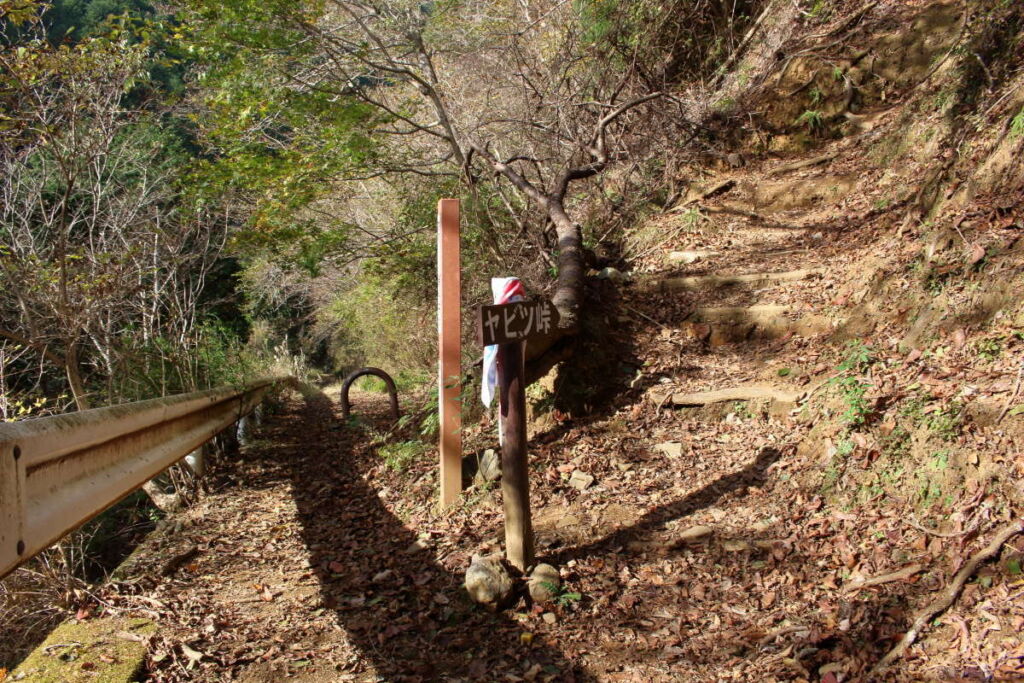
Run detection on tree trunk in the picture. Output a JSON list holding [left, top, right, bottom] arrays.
[[546, 199, 584, 332], [64, 343, 91, 411]]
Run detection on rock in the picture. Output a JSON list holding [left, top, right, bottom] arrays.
[[722, 539, 751, 552], [476, 449, 501, 484], [463, 449, 501, 486], [465, 554, 514, 610], [655, 442, 686, 458], [568, 470, 595, 491], [677, 525, 714, 544], [542, 612, 557, 625], [528, 563, 561, 603], [597, 267, 625, 283], [924, 229, 956, 262], [405, 538, 430, 553]]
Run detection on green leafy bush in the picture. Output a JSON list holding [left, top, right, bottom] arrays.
[[378, 441, 427, 472]]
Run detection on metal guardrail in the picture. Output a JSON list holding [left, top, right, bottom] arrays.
[[0, 377, 290, 580]]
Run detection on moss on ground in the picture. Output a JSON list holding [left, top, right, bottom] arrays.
[[10, 617, 154, 682]]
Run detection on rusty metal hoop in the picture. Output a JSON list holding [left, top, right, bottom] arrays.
[[339, 367, 400, 422]]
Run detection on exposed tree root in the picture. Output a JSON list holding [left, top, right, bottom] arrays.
[[870, 520, 1024, 678], [843, 563, 924, 595]]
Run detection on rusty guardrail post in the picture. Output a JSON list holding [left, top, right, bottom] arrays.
[[339, 367, 400, 422]]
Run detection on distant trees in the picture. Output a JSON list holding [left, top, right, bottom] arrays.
[[4, 0, 773, 396], [0, 3, 245, 411]]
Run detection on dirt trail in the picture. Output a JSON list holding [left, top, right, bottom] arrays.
[[130, 388, 588, 682], [125, 171, 1023, 681]]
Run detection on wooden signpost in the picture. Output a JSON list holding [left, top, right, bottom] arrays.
[[478, 299, 559, 347], [437, 199, 462, 508], [480, 298, 560, 571]]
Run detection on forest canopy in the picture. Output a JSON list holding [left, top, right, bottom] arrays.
[[0, 0, 761, 417]]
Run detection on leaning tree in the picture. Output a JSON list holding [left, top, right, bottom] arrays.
[[189, 2, 663, 359]]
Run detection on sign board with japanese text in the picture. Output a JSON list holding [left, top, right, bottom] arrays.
[[478, 299, 560, 347]]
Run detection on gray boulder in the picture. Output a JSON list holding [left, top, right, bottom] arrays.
[[527, 563, 561, 603], [465, 554, 514, 610]]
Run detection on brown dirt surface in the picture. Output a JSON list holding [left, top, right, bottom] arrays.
[[64, 1, 1024, 681]]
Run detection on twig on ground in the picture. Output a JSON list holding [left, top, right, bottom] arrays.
[[624, 305, 671, 331], [996, 359, 1024, 424], [870, 519, 1024, 677], [758, 624, 810, 648], [906, 516, 968, 539]]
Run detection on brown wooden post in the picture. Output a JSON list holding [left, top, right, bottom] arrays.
[[479, 297, 556, 570], [437, 199, 462, 508], [498, 340, 533, 571]]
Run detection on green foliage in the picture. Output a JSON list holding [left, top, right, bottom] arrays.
[[804, 0, 831, 19], [377, 440, 427, 472], [715, 96, 737, 113], [679, 207, 704, 230], [837, 378, 871, 427], [916, 474, 945, 507], [795, 109, 824, 131], [540, 580, 582, 607], [881, 424, 911, 458], [975, 336, 1003, 361], [1011, 107, 1024, 139], [821, 463, 841, 493], [732, 400, 754, 420], [324, 274, 436, 377], [838, 340, 875, 373], [43, 0, 155, 42], [113, 321, 280, 400], [927, 402, 963, 442], [181, 0, 383, 263], [355, 375, 389, 393], [826, 341, 875, 430], [574, 0, 757, 81]]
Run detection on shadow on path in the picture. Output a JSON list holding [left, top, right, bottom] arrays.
[[281, 386, 593, 682], [546, 446, 783, 565]]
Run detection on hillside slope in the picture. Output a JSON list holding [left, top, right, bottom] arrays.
[[66, 1, 1024, 681]]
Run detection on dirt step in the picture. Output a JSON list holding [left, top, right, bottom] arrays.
[[661, 268, 821, 292], [667, 385, 804, 405], [666, 249, 719, 264], [683, 305, 831, 345], [651, 384, 804, 420]]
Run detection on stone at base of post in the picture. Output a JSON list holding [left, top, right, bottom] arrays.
[[184, 446, 205, 478], [499, 341, 534, 571]]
